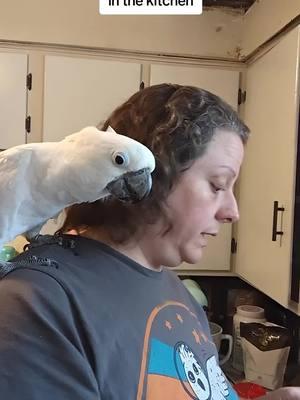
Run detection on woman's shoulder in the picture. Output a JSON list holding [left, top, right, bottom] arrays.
[[0, 235, 98, 298], [0, 236, 99, 329], [0, 234, 135, 303]]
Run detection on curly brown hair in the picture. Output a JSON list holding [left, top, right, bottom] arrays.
[[59, 83, 250, 243]]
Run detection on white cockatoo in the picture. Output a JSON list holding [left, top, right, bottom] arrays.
[[0, 126, 155, 249]]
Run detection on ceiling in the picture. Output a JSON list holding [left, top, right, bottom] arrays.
[[203, 0, 256, 12]]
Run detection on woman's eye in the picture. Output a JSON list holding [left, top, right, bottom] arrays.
[[210, 183, 223, 193]]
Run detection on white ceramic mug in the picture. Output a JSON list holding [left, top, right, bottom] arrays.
[[209, 321, 233, 366]]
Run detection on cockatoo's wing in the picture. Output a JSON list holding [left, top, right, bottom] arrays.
[[0, 146, 37, 246]]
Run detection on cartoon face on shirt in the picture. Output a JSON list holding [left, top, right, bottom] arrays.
[[176, 342, 210, 400], [175, 342, 230, 400]]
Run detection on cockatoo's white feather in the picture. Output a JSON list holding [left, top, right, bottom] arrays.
[[0, 126, 155, 247]]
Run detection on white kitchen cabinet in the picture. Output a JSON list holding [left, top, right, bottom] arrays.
[[151, 63, 240, 271], [43, 55, 142, 142], [235, 27, 300, 312], [0, 51, 28, 148], [150, 64, 240, 110]]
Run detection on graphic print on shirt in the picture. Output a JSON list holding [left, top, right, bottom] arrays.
[[136, 301, 238, 400]]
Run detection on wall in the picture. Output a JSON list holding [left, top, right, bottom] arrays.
[[1, 0, 300, 60], [241, 0, 300, 57], [0, 0, 243, 59]]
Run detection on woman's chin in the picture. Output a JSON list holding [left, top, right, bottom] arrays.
[[162, 244, 205, 268], [180, 246, 205, 265]]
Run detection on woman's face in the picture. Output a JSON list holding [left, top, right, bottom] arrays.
[[144, 130, 244, 268]]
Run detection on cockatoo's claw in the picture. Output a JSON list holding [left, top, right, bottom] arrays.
[[0, 261, 16, 279], [0, 256, 59, 279]]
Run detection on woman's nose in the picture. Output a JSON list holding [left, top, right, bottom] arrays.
[[216, 192, 240, 223]]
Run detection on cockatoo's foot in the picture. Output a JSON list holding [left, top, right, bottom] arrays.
[[0, 261, 16, 278], [0, 256, 59, 279], [0, 235, 78, 280]]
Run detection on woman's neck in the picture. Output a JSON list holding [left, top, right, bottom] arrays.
[[75, 228, 163, 272]]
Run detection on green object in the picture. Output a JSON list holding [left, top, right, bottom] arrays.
[[182, 279, 208, 308], [0, 246, 19, 261]]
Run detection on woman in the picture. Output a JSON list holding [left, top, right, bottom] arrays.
[[0, 84, 298, 400]]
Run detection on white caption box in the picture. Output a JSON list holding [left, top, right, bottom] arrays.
[[99, 0, 202, 15]]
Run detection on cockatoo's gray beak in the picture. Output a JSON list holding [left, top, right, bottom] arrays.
[[106, 168, 152, 203]]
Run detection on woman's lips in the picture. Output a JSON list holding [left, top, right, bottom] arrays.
[[200, 232, 218, 247]]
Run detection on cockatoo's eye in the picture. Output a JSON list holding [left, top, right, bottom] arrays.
[[112, 151, 129, 167]]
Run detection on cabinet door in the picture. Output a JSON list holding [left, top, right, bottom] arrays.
[[0, 52, 27, 148], [43, 56, 141, 142], [235, 27, 300, 309], [151, 64, 240, 271], [150, 64, 239, 109]]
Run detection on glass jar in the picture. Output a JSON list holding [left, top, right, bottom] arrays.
[[232, 305, 266, 371]]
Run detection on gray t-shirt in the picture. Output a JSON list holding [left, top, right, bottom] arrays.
[[0, 235, 238, 400]]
